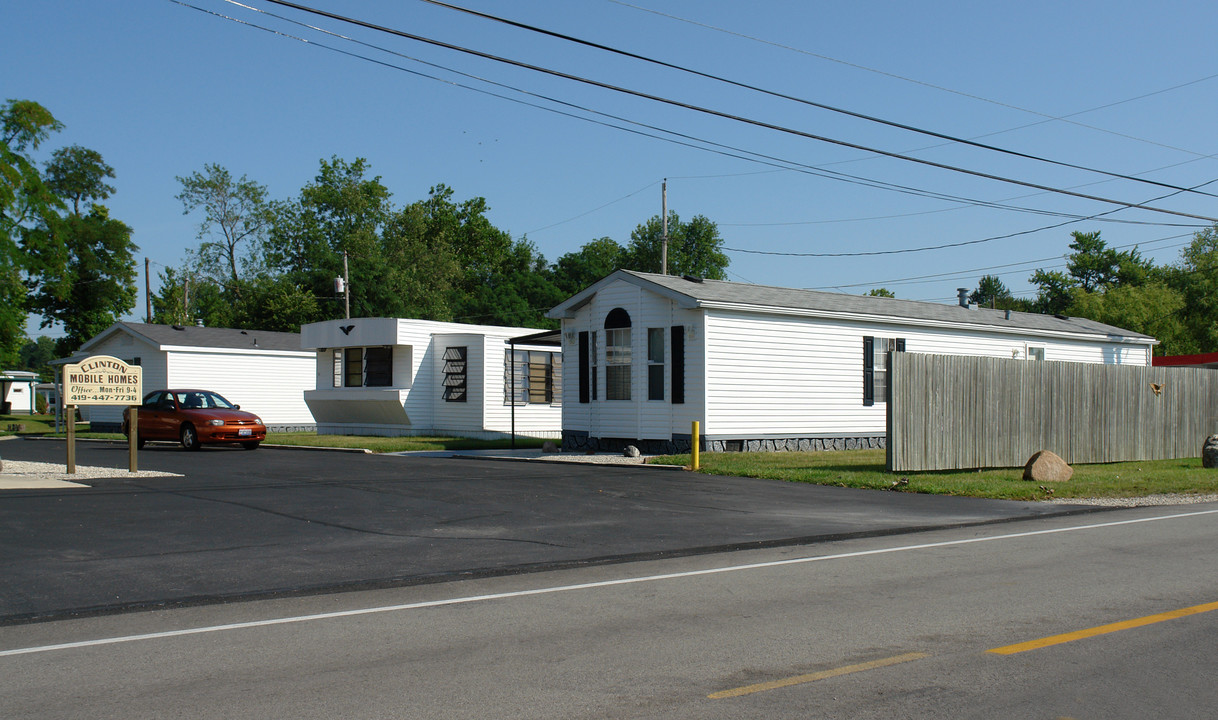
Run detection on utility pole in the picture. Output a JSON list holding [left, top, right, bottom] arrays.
[[343, 250, 351, 319], [144, 257, 152, 322], [661, 179, 668, 275]]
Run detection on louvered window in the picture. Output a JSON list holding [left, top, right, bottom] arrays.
[[443, 346, 467, 402]]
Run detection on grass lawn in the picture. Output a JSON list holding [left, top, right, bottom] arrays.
[[648, 449, 1218, 502], [264, 432, 547, 453], [4, 417, 548, 454]]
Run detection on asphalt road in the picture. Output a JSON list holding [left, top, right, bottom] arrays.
[[3, 505, 1216, 719], [0, 437, 1093, 624]]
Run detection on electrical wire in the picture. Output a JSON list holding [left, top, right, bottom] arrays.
[[415, 0, 1218, 200], [198, 0, 1203, 233], [609, 0, 1218, 161], [251, 0, 1218, 223]]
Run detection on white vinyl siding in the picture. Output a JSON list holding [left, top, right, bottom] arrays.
[[704, 309, 1152, 438], [166, 349, 315, 425], [301, 318, 560, 439], [558, 280, 704, 441]]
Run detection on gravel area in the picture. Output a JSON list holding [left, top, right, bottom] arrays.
[[0, 459, 180, 486], [1044, 493, 1218, 507]]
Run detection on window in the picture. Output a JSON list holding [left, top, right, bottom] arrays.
[[505, 350, 561, 405], [578, 332, 590, 404], [339, 346, 394, 388], [670, 325, 685, 404], [345, 347, 364, 388], [647, 328, 664, 401], [863, 336, 905, 406], [590, 331, 598, 401], [604, 308, 632, 401], [443, 346, 467, 402], [1028, 346, 1045, 361]]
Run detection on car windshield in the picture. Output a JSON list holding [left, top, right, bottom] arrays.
[[173, 391, 237, 410]]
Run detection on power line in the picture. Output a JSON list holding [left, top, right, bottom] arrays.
[[415, 0, 1218, 200], [722, 178, 1218, 257], [198, 0, 1203, 232], [251, 0, 1218, 223], [609, 0, 1218, 161]]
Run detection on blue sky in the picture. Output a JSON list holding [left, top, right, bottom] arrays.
[[7, 0, 1217, 335]]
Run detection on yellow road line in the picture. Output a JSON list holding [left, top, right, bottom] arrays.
[[709, 652, 928, 699], [988, 600, 1218, 656]]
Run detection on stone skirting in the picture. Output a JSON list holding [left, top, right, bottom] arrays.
[[562, 431, 886, 454]]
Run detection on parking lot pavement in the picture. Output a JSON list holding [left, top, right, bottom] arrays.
[[0, 438, 1094, 624]]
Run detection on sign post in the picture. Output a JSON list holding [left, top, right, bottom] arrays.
[[62, 355, 143, 474]]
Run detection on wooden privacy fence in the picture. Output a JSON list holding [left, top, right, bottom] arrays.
[[887, 353, 1218, 472]]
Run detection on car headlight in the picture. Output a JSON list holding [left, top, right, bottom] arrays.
[[254, 417, 263, 425], [208, 419, 225, 426]]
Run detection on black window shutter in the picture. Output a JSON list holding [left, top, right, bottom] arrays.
[[670, 325, 685, 404], [578, 331, 590, 404], [895, 338, 906, 352], [862, 336, 874, 406]]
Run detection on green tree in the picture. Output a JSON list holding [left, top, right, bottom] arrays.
[[26, 205, 137, 354], [18, 335, 57, 380], [1162, 225, 1218, 353], [176, 164, 273, 292], [553, 237, 625, 295], [263, 157, 393, 321], [45, 145, 114, 216], [866, 288, 896, 298], [968, 274, 1031, 310], [0, 100, 63, 366], [1066, 282, 1187, 355], [623, 212, 729, 279]]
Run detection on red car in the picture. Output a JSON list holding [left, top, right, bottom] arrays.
[[123, 389, 266, 450]]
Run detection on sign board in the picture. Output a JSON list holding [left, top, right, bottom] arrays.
[[63, 355, 143, 406]]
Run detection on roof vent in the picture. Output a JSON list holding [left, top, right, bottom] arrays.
[[1054, 313, 1069, 320], [682, 274, 704, 283], [956, 288, 970, 308], [171, 325, 185, 331]]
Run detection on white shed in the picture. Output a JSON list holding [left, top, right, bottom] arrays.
[[547, 271, 1157, 453], [71, 323, 315, 432], [300, 317, 562, 439], [1, 370, 39, 415]]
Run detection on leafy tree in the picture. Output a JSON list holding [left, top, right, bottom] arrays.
[[866, 288, 895, 298], [1161, 225, 1218, 353], [263, 157, 393, 321], [623, 212, 729, 279], [967, 274, 1031, 310], [176, 164, 273, 292], [1066, 282, 1187, 355], [45, 145, 114, 216], [0, 99, 63, 366], [18, 335, 57, 380], [454, 239, 563, 328], [553, 237, 625, 295], [26, 205, 137, 354]]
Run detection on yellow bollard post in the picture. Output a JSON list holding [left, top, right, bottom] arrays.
[[691, 420, 700, 471]]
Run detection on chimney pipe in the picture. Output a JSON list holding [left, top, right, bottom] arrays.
[[957, 288, 970, 308]]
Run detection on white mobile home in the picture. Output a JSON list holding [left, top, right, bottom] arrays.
[[1, 370, 38, 415], [547, 271, 1157, 453], [71, 323, 315, 431], [300, 318, 561, 439]]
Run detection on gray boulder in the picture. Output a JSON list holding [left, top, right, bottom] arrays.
[[1023, 450, 1073, 482], [623, 445, 641, 458], [1203, 435, 1218, 469], [541, 441, 559, 453]]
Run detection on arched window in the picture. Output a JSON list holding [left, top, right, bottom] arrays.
[[604, 308, 632, 400]]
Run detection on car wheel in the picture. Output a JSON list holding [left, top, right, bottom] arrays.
[[180, 424, 201, 451], [241, 441, 260, 450]]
